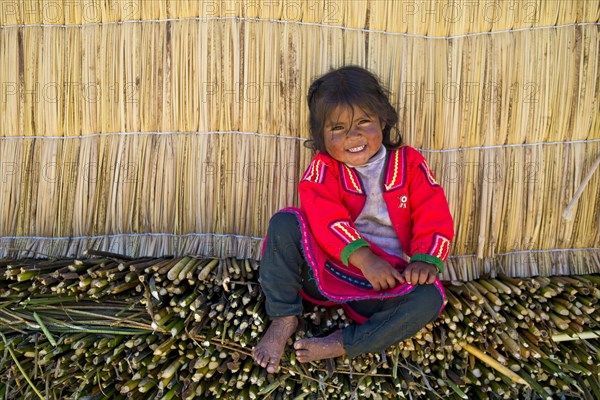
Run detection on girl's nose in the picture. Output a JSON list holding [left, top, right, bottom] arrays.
[[346, 126, 360, 138]]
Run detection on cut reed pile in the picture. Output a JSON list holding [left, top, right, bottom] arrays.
[[1, 254, 599, 399]]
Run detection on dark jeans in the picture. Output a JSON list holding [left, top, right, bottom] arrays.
[[259, 212, 443, 358]]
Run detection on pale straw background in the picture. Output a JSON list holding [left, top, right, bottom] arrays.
[[0, 0, 598, 280]]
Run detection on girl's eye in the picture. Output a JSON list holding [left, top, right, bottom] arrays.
[[331, 125, 345, 131], [359, 119, 371, 124]]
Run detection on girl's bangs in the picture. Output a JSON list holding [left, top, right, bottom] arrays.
[[319, 93, 379, 126]]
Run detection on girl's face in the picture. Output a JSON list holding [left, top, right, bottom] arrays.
[[323, 104, 383, 166]]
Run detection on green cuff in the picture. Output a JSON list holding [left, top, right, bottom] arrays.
[[341, 239, 370, 266], [409, 253, 444, 273]]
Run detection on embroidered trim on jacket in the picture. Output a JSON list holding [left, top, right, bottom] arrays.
[[384, 147, 406, 191], [301, 159, 327, 184], [329, 220, 363, 244], [420, 159, 440, 187], [325, 261, 372, 289], [428, 233, 451, 261], [339, 164, 364, 195]]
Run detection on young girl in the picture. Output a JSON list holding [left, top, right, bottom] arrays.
[[253, 66, 454, 373]]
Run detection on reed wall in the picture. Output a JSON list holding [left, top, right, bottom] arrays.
[[0, 1, 599, 280]]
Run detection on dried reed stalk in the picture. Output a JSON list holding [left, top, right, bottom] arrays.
[[1, 1, 598, 34]]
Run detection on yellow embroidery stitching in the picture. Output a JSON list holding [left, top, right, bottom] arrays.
[[334, 222, 359, 242], [435, 238, 449, 258], [306, 160, 320, 182], [345, 165, 362, 194], [385, 150, 399, 190], [314, 160, 321, 182], [423, 160, 438, 185]]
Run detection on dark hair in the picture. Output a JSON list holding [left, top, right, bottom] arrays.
[[305, 65, 402, 153]]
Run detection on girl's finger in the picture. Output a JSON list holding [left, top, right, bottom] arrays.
[[420, 269, 431, 285], [427, 271, 437, 284], [393, 269, 405, 283], [416, 271, 425, 285], [386, 275, 397, 289], [380, 278, 390, 290], [410, 268, 420, 285]]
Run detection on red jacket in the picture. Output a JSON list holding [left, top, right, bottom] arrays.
[[299, 145, 454, 274]]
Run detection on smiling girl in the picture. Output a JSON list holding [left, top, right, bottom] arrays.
[[253, 66, 454, 373]]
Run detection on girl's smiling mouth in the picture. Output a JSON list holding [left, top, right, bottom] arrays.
[[347, 145, 366, 153]]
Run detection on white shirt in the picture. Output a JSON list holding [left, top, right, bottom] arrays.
[[350, 146, 407, 260]]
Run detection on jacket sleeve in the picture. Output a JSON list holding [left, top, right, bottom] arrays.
[[298, 156, 370, 265], [405, 147, 454, 272]]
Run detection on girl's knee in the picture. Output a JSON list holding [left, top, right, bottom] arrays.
[[264, 212, 303, 258], [268, 211, 300, 235], [415, 284, 444, 323], [388, 284, 443, 326]]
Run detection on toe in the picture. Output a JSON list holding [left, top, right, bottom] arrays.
[[254, 351, 266, 367], [266, 358, 280, 373], [295, 349, 309, 362], [267, 365, 278, 373]]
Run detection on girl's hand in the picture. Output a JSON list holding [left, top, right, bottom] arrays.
[[348, 248, 404, 291], [361, 260, 405, 291], [402, 262, 438, 285]]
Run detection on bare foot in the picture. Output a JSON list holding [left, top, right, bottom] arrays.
[[293, 329, 346, 363], [253, 316, 298, 373]]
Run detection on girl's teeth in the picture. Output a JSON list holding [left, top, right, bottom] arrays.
[[348, 145, 365, 153]]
